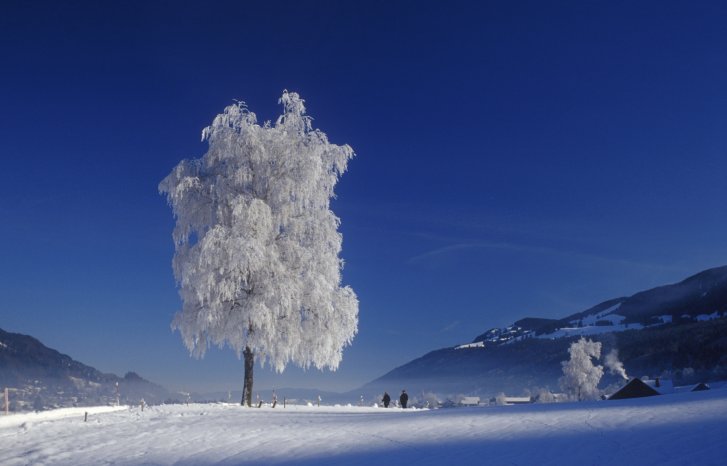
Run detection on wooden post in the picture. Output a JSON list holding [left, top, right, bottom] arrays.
[[283, 397, 286, 408], [84, 412, 88, 422], [4, 388, 8, 415]]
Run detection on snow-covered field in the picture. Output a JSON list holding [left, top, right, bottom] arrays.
[[2, 389, 727, 465]]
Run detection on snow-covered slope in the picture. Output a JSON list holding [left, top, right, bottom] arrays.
[[470, 265, 727, 347], [2, 388, 726, 465]]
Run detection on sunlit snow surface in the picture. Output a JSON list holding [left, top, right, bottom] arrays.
[[2, 389, 727, 465]]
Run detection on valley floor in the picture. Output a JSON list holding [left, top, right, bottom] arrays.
[[1, 389, 726, 465]]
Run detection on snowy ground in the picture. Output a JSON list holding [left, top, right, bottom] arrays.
[[2, 389, 727, 465]]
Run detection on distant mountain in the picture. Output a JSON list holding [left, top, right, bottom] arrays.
[[360, 266, 727, 400], [0, 328, 174, 411], [469, 266, 727, 346]]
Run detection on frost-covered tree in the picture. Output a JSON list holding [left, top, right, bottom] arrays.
[[559, 337, 604, 401], [159, 91, 358, 407]]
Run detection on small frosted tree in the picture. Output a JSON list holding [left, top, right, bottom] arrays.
[[159, 91, 358, 406], [559, 337, 604, 401]]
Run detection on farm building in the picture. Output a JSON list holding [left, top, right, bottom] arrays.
[[608, 378, 660, 400]]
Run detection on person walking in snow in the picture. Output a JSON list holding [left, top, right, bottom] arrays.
[[382, 392, 391, 408], [400, 390, 408, 409]]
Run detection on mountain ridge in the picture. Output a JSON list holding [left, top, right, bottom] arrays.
[[0, 327, 173, 411], [360, 265, 727, 399], [470, 265, 727, 346]]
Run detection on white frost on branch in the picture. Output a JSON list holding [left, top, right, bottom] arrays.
[[159, 91, 358, 373]]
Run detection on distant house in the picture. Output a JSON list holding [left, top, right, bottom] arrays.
[[608, 378, 660, 400], [673, 381, 715, 394], [459, 396, 480, 406], [692, 382, 710, 392], [504, 397, 533, 405], [488, 396, 533, 405]]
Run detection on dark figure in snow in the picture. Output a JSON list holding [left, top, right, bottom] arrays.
[[382, 392, 391, 408], [400, 390, 408, 409]]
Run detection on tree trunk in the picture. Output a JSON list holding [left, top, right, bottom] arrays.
[[241, 347, 254, 406]]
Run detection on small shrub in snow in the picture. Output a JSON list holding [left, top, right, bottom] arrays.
[[533, 388, 556, 403], [421, 392, 441, 409]]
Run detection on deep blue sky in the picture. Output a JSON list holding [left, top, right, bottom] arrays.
[[1, 1, 726, 393]]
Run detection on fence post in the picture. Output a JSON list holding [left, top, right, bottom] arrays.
[[84, 412, 88, 422], [4, 388, 8, 415]]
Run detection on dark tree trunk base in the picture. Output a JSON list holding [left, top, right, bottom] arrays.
[[241, 347, 254, 407]]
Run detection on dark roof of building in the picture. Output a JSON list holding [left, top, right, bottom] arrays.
[[608, 378, 661, 400]]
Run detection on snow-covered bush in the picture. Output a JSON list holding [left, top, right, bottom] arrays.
[[424, 392, 441, 409], [412, 392, 441, 409], [532, 388, 556, 404]]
